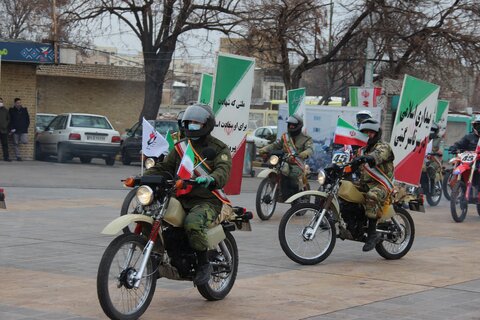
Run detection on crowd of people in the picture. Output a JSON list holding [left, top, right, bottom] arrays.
[[0, 97, 30, 162]]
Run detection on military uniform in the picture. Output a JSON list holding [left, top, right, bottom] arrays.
[[259, 132, 313, 197], [357, 141, 395, 219], [145, 135, 232, 251], [425, 137, 442, 180]]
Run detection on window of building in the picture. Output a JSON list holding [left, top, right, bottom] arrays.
[[270, 85, 284, 100]]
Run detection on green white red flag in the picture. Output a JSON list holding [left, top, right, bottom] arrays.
[[176, 142, 195, 196], [165, 130, 175, 152], [333, 117, 368, 147]]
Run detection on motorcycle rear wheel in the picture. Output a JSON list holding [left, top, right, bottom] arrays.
[[278, 203, 336, 265], [450, 181, 468, 222], [375, 206, 415, 260], [442, 169, 453, 201], [426, 179, 442, 206], [197, 231, 238, 301], [256, 178, 278, 220], [97, 234, 156, 320]]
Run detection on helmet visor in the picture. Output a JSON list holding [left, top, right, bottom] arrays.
[[356, 113, 371, 123], [473, 123, 480, 132]]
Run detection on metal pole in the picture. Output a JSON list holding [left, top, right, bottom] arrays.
[[364, 38, 374, 88], [52, 0, 58, 64]]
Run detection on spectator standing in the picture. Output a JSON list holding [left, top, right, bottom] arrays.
[[0, 97, 11, 161], [9, 98, 30, 161]]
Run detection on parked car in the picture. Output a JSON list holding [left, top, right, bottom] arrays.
[[35, 113, 121, 165], [35, 113, 57, 133], [248, 126, 277, 149], [120, 119, 178, 165]]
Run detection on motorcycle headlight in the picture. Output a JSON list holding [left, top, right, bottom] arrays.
[[144, 158, 156, 169], [317, 170, 326, 185], [269, 155, 279, 166], [136, 185, 154, 205]]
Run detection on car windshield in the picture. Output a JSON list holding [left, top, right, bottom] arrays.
[[36, 115, 56, 130], [155, 121, 178, 135], [271, 127, 277, 135], [70, 115, 112, 129]]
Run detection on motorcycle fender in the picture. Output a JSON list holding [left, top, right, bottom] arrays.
[[257, 169, 277, 179], [101, 214, 153, 235], [285, 190, 340, 215], [453, 163, 469, 175]]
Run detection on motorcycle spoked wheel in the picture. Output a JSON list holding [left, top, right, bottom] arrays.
[[375, 206, 415, 260], [256, 178, 278, 220], [278, 203, 336, 265], [197, 231, 238, 301], [120, 187, 141, 234], [450, 181, 468, 223], [97, 234, 156, 320], [426, 179, 442, 206], [442, 169, 454, 201]]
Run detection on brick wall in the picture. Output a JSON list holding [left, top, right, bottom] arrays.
[[0, 63, 37, 160], [37, 76, 145, 133]]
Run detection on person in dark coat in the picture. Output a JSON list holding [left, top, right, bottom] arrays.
[[0, 97, 11, 161], [9, 98, 30, 161]]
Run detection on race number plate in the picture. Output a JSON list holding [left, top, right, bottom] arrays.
[[459, 152, 476, 163], [332, 152, 349, 165]]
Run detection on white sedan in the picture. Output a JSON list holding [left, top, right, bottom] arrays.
[[248, 126, 277, 148], [35, 113, 121, 165]]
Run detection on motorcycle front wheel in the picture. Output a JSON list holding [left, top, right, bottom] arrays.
[[120, 187, 141, 234], [442, 169, 454, 201], [278, 203, 336, 265], [426, 179, 442, 206], [256, 178, 278, 220], [375, 206, 415, 260], [197, 231, 238, 301], [450, 180, 468, 222], [97, 234, 156, 320]]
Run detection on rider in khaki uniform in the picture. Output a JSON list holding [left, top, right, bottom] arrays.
[[258, 114, 313, 200], [351, 119, 394, 252], [145, 104, 232, 286]]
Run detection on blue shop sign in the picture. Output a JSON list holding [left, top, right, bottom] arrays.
[[0, 41, 56, 64]]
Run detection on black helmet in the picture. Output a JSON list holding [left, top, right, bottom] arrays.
[[286, 114, 303, 137], [182, 103, 215, 138]]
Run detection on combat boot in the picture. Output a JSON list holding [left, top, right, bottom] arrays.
[[362, 218, 378, 252], [194, 250, 212, 286]]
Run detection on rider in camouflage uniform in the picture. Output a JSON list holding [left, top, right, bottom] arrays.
[[145, 104, 231, 286], [258, 114, 313, 200], [351, 118, 394, 252], [425, 123, 442, 180]]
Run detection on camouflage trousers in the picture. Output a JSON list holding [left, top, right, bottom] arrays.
[[184, 203, 219, 251], [364, 184, 390, 219]]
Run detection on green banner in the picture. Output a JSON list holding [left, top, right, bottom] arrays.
[[198, 73, 213, 105], [287, 88, 305, 116], [436, 100, 449, 137]]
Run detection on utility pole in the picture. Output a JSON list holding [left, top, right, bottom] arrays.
[[52, 0, 58, 64], [364, 38, 374, 88]]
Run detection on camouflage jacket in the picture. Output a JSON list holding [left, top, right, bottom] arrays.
[[358, 140, 395, 187], [145, 135, 232, 210], [259, 132, 314, 160]]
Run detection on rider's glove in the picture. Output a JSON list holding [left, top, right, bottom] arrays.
[[299, 151, 309, 159], [195, 176, 215, 188], [351, 155, 375, 168]]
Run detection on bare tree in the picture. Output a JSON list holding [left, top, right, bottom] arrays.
[[64, 0, 244, 120]]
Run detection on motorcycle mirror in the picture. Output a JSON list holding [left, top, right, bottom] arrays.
[[201, 148, 216, 161]]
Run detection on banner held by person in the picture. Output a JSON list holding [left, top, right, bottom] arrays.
[[389, 75, 440, 186], [142, 118, 169, 157], [287, 88, 306, 117], [198, 73, 213, 105], [333, 117, 368, 147], [211, 52, 255, 195]]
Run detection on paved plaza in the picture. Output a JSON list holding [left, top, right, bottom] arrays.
[[0, 160, 479, 319]]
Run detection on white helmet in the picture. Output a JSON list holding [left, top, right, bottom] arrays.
[[356, 110, 373, 126], [359, 118, 380, 133]]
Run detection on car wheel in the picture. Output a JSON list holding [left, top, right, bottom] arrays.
[[121, 150, 131, 165], [105, 157, 115, 166], [35, 142, 45, 161]]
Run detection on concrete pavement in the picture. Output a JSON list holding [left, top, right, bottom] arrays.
[[0, 159, 479, 319]]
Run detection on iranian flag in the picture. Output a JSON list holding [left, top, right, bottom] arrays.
[[166, 130, 175, 152], [176, 142, 195, 196], [333, 117, 368, 147], [350, 87, 382, 107]]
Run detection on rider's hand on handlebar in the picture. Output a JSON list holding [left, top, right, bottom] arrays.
[[195, 175, 215, 188], [288, 155, 297, 164]]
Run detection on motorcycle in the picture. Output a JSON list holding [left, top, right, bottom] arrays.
[[278, 162, 419, 265], [443, 151, 463, 201], [97, 175, 253, 320], [256, 150, 311, 220], [420, 153, 443, 206], [0, 188, 5, 209], [449, 150, 480, 222]]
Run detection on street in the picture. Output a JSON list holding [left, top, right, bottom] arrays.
[[0, 160, 479, 320]]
